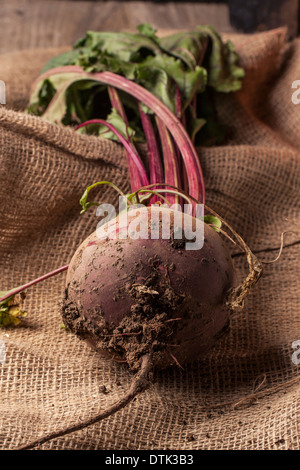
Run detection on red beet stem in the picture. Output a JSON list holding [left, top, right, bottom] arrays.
[[91, 70, 205, 203], [74, 119, 149, 188], [138, 103, 164, 185], [0, 265, 69, 304], [37, 66, 205, 203], [108, 87, 142, 192], [155, 116, 181, 206]]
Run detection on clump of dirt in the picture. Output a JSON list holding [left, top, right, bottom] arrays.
[[61, 289, 109, 339], [170, 230, 193, 250], [61, 256, 185, 371]]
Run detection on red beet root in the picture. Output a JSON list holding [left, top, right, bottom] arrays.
[[62, 206, 235, 371]]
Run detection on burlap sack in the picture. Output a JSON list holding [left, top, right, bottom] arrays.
[[0, 27, 300, 450]]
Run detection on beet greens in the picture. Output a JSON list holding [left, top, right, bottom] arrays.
[[27, 23, 244, 147]]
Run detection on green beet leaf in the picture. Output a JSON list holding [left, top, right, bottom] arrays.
[[27, 24, 244, 147], [0, 290, 27, 327]]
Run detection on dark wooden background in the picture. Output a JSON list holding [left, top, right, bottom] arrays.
[[0, 0, 298, 54]]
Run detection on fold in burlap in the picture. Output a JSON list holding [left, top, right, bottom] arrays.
[[1, 27, 300, 450]]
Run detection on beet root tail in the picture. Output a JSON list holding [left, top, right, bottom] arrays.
[[16, 354, 153, 450]]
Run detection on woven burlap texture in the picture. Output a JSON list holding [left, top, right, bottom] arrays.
[[0, 27, 300, 450]]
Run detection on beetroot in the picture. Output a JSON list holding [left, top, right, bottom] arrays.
[[11, 67, 263, 450], [63, 206, 235, 371], [15, 199, 261, 450]]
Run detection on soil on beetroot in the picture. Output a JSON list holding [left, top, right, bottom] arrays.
[[61, 253, 185, 372]]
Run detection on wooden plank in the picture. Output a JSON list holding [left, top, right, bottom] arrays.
[[0, 0, 234, 54]]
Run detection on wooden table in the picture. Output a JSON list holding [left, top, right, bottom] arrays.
[[1, 0, 297, 55], [0, 0, 235, 53]]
